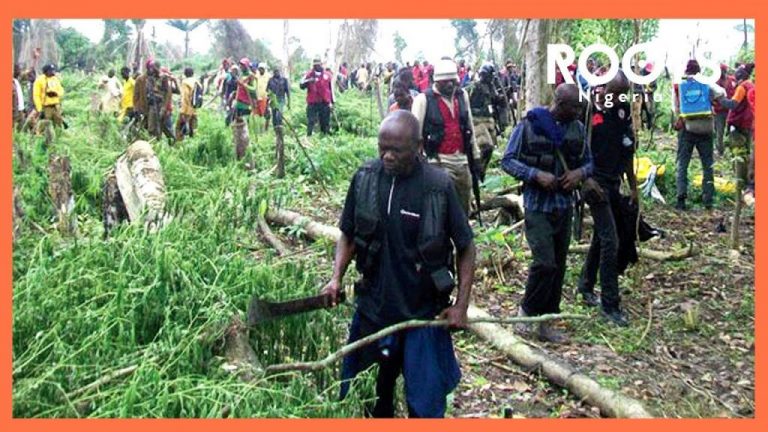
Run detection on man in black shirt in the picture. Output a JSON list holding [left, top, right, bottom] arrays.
[[267, 68, 290, 128], [577, 71, 638, 326], [322, 110, 476, 418]]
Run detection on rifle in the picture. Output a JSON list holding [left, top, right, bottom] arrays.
[[568, 99, 594, 242], [464, 133, 484, 227]]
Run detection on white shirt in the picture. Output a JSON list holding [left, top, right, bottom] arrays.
[[13, 78, 24, 111]]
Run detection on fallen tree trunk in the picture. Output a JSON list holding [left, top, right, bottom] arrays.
[[265, 208, 342, 243], [48, 154, 76, 235], [114, 140, 168, 231], [569, 242, 696, 262], [467, 305, 653, 418], [264, 208, 652, 418]]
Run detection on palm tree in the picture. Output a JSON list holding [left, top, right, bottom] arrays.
[[166, 19, 208, 58]]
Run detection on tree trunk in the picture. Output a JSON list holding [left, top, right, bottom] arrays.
[[743, 19, 749, 49], [283, 20, 291, 77], [233, 118, 250, 161], [275, 125, 285, 178], [523, 19, 552, 111], [184, 30, 190, 59], [220, 315, 263, 381], [48, 154, 76, 235], [115, 140, 167, 231], [467, 305, 653, 418], [374, 77, 385, 120]]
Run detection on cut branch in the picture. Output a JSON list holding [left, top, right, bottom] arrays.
[[264, 313, 586, 374], [257, 216, 290, 256], [66, 365, 138, 400]]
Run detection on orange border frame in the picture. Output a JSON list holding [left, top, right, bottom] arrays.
[[2, 2, 761, 430]]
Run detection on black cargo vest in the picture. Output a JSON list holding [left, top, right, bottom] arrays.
[[422, 88, 473, 158], [517, 119, 585, 174], [352, 159, 452, 279]]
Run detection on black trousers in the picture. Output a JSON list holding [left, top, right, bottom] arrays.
[[306, 102, 330, 135], [522, 208, 572, 315], [578, 186, 621, 311]]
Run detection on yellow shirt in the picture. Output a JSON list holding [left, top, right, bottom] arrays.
[[254, 71, 271, 100], [180, 77, 197, 116], [121, 77, 135, 110], [33, 74, 64, 111]]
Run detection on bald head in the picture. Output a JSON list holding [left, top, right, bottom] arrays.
[[605, 70, 630, 95], [379, 110, 420, 148], [552, 84, 584, 122], [378, 110, 421, 175], [554, 83, 580, 105]]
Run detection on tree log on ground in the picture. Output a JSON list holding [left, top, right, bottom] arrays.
[[48, 153, 76, 235], [114, 140, 168, 231], [467, 305, 653, 418], [265, 208, 342, 243], [264, 208, 652, 418]]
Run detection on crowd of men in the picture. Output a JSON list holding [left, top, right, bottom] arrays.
[[320, 56, 755, 418]]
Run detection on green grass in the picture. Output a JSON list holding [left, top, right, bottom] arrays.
[[12, 72, 379, 418]]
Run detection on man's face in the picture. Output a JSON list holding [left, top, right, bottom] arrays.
[[435, 79, 457, 97], [45, 69, 55, 77], [379, 129, 418, 176], [313, 64, 323, 73], [14, 64, 20, 78], [258, 67, 265, 75], [553, 97, 584, 122]]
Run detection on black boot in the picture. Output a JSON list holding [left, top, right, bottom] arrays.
[[600, 308, 629, 327]]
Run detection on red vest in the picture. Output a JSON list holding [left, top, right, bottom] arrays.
[[436, 97, 463, 155], [727, 81, 755, 131], [714, 75, 736, 114], [305, 70, 333, 104]]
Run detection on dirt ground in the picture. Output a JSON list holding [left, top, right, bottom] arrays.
[[451, 201, 755, 418]]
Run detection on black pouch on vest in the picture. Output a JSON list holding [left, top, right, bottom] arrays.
[[430, 267, 456, 294]]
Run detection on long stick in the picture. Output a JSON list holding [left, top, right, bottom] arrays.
[[281, 116, 332, 199], [263, 313, 586, 373]]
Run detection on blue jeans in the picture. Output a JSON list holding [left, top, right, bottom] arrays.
[[340, 311, 461, 418], [676, 130, 714, 206]]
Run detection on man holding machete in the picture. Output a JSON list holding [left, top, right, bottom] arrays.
[[322, 110, 476, 418]]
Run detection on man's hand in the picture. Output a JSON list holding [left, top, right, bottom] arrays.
[[439, 304, 469, 329], [320, 278, 342, 306], [535, 171, 558, 191], [559, 169, 584, 192]]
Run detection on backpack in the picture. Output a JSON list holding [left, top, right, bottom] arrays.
[[192, 82, 204, 109], [679, 78, 712, 119]]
